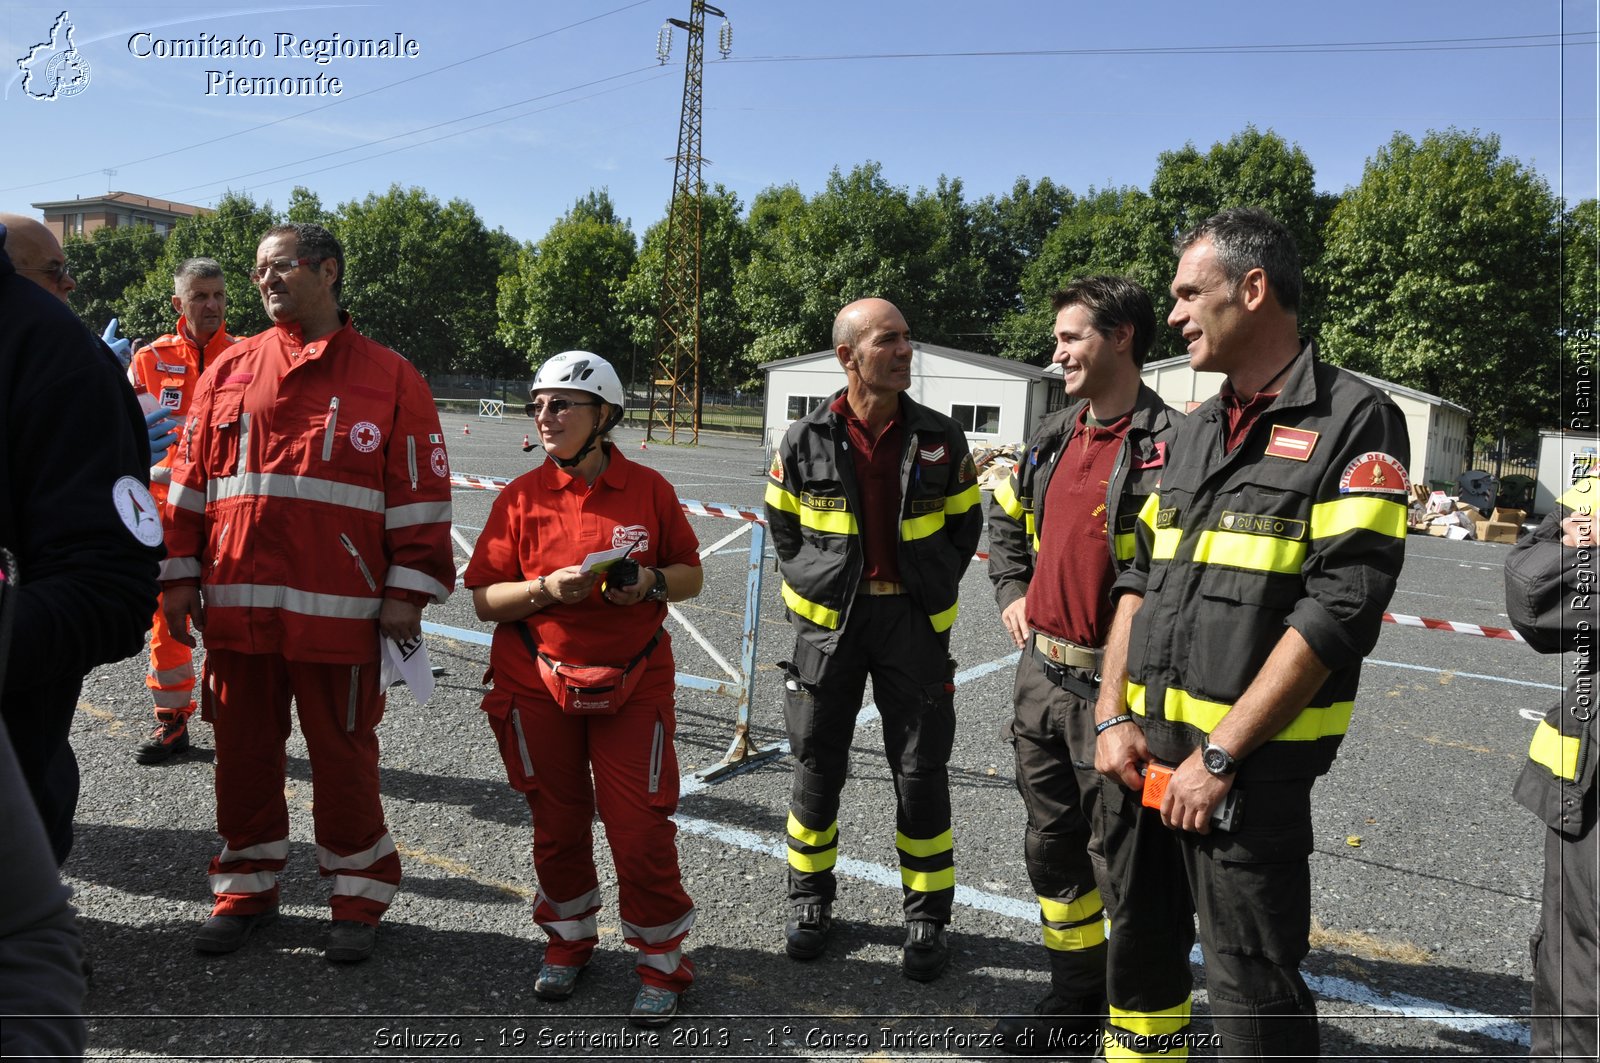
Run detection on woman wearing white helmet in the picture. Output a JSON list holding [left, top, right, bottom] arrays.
[[463, 350, 703, 1025]]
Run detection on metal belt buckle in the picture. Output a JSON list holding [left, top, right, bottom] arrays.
[[1046, 639, 1066, 664]]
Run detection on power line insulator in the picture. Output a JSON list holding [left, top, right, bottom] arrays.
[[656, 24, 673, 64], [717, 19, 732, 59]]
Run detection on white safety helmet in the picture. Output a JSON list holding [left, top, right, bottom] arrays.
[[532, 350, 625, 414], [529, 350, 625, 466]]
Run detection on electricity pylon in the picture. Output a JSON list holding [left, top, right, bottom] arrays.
[[647, 1, 731, 444]]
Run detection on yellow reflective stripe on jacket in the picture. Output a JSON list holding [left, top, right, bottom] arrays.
[[1529, 720, 1581, 781], [1190, 530, 1307, 574], [993, 475, 1026, 520], [945, 482, 981, 516], [1309, 495, 1408, 540], [1127, 683, 1354, 741], [1114, 532, 1135, 562], [902, 510, 945, 541], [788, 812, 838, 848], [781, 580, 840, 629], [895, 828, 953, 859], [765, 480, 859, 535], [1138, 492, 1184, 560], [928, 599, 958, 633]]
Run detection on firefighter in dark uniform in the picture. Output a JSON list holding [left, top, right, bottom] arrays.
[[1093, 208, 1410, 1059], [985, 276, 1182, 1054], [1504, 476, 1600, 1061], [765, 297, 982, 982]]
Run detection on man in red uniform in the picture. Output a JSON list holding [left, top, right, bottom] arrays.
[[127, 258, 234, 764], [162, 223, 454, 963]]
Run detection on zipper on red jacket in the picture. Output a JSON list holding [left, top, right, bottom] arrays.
[[322, 397, 340, 460], [339, 532, 377, 591]]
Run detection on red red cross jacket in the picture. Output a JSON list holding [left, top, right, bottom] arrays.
[[160, 316, 454, 663]]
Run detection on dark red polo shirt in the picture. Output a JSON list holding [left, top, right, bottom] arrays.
[[1026, 409, 1129, 647], [832, 393, 904, 583], [1221, 386, 1281, 453]]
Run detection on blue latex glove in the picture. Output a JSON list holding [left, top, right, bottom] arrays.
[[102, 318, 132, 367], [145, 406, 181, 454]]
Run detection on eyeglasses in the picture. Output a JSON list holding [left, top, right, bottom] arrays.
[[19, 260, 70, 284], [249, 257, 320, 283], [525, 398, 601, 418]]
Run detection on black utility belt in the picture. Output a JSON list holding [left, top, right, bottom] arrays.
[[1031, 642, 1101, 700]]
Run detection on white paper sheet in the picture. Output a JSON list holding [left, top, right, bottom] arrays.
[[381, 634, 435, 705], [579, 544, 636, 574]]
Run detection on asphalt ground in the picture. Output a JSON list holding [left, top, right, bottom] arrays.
[[61, 414, 1560, 1061]]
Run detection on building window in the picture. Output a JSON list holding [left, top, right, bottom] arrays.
[[952, 404, 1001, 434], [786, 395, 828, 420]]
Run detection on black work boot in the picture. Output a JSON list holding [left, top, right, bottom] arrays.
[[993, 991, 1105, 1058], [785, 901, 832, 960], [901, 919, 949, 981], [136, 714, 191, 764]]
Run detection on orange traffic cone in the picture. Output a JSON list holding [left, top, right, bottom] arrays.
[[462, 425, 471, 435], [639, 441, 648, 450], [522, 434, 530, 448]]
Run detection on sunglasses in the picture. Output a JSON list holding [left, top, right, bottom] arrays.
[[525, 398, 601, 418]]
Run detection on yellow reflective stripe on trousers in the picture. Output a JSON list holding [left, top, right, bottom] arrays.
[[1043, 919, 1107, 951], [895, 828, 952, 859], [788, 812, 838, 848], [1190, 529, 1306, 573], [1529, 720, 1581, 781], [1039, 890, 1102, 925], [1309, 495, 1408, 540], [788, 847, 837, 873], [1105, 997, 1192, 1060], [780, 581, 840, 629], [993, 475, 1026, 521], [1128, 683, 1353, 741], [900, 866, 955, 892], [1108, 998, 1191, 1035]]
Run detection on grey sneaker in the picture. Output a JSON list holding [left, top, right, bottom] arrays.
[[533, 962, 585, 1001], [325, 920, 376, 964], [628, 984, 680, 1027]]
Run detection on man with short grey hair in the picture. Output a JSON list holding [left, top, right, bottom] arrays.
[[126, 257, 234, 764]]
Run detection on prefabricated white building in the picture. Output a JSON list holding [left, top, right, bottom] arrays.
[[1137, 355, 1472, 491], [758, 342, 1058, 450]]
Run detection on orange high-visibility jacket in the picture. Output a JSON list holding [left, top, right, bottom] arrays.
[[128, 317, 236, 501]]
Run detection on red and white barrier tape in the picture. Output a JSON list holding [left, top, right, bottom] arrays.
[[1383, 611, 1525, 642], [450, 473, 767, 525]]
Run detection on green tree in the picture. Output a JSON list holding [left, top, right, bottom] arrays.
[[64, 223, 166, 339], [1560, 198, 1598, 432], [332, 184, 505, 378], [993, 186, 1158, 361], [120, 191, 282, 340], [1144, 126, 1327, 359], [1319, 130, 1562, 439], [286, 186, 332, 225], [970, 176, 1075, 329], [497, 190, 637, 371], [620, 183, 753, 391], [735, 162, 982, 365]]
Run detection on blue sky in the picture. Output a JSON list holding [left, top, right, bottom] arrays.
[[2, 1, 1595, 245]]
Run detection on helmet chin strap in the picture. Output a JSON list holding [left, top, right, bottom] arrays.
[[546, 403, 623, 469]]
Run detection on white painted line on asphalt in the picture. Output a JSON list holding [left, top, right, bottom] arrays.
[[1366, 658, 1563, 690], [676, 647, 1531, 1045]]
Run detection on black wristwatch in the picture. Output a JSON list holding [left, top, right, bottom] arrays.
[[644, 567, 668, 603], [1201, 740, 1238, 777]]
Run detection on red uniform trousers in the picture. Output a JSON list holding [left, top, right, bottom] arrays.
[[484, 646, 696, 992], [145, 594, 196, 720], [202, 647, 400, 926]]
